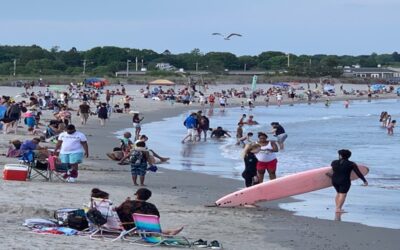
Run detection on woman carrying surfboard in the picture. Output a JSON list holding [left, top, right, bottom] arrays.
[[254, 132, 279, 183], [330, 149, 368, 213]]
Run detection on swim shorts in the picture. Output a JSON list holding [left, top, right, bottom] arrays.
[[256, 159, 277, 171], [277, 133, 288, 143], [333, 182, 351, 193], [131, 163, 147, 176], [60, 152, 84, 164]]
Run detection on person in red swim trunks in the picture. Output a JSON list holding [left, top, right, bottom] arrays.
[[254, 132, 279, 182]]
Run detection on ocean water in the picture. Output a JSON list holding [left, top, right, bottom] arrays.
[[117, 99, 400, 229]]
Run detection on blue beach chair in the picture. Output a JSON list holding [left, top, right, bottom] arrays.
[[131, 213, 191, 247]]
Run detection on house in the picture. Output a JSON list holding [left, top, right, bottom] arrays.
[[155, 63, 176, 71], [343, 67, 397, 79]]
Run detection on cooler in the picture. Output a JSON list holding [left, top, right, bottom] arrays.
[[3, 164, 28, 181]]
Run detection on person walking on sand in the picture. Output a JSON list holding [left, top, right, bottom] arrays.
[[54, 124, 89, 183], [328, 149, 368, 213], [97, 103, 108, 126], [78, 101, 90, 125], [242, 143, 260, 187], [387, 120, 396, 135], [132, 112, 144, 140], [254, 132, 279, 182]]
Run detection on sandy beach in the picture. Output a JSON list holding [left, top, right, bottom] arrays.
[[1, 83, 400, 250]]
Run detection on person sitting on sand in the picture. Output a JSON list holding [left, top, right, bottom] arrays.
[[134, 135, 170, 163], [210, 126, 231, 139], [116, 187, 184, 235], [107, 132, 133, 162]]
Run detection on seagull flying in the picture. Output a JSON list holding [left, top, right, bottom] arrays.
[[212, 33, 242, 40]]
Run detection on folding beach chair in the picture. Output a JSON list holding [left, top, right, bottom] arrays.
[[47, 155, 68, 182], [131, 213, 191, 247], [87, 198, 136, 241], [20, 150, 49, 181]]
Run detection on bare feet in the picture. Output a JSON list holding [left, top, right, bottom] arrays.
[[165, 226, 184, 235], [160, 157, 170, 162]]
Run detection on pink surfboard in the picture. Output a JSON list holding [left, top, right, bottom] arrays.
[[215, 165, 369, 207]]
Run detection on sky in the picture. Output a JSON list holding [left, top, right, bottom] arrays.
[[0, 0, 399, 56]]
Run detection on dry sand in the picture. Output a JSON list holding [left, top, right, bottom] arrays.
[[0, 84, 399, 250]]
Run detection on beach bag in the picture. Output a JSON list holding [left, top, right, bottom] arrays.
[[54, 208, 88, 231], [86, 208, 107, 226]]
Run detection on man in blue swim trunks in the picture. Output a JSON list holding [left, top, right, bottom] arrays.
[[54, 124, 89, 182]]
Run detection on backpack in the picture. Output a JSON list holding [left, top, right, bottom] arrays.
[[86, 208, 107, 226], [130, 150, 147, 165], [54, 208, 88, 231]]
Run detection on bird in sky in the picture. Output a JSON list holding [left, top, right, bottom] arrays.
[[212, 33, 242, 40]]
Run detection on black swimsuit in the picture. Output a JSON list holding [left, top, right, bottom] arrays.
[[331, 159, 366, 193]]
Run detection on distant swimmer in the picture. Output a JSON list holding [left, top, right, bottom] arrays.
[[238, 114, 246, 125], [237, 132, 254, 147], [236, 123, 244, 141], [387, 120, 396, 135], [210, 126, 231, 138], [379, 111, 389, 127], [328, 149, 368, 213], [344, 99, 349, 109], [270, 122, 287, 150], [245, 115, 259, 125], [325, 99, 331, 107]]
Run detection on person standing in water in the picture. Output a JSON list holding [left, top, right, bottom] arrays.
[[132, 112, 144, 140], [329, 149, 368, 213], [242, 143, 260, 187], [387, 120, 396, 135], [254, 132, 279, 182], [344, 99, 349, 109]]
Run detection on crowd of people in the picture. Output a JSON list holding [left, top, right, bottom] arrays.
[[0, 80, 394, 221]]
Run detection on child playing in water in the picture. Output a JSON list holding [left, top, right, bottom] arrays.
[[344, 100, 349, 108], [387, 120, 396, 135]]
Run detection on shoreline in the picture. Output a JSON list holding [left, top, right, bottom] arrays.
[[1, 85, 399, 249]]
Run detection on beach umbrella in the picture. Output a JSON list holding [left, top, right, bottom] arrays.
[[323, 84, 335, 92], [370, 84, 386, 92], [251, 75, 257, 91], [148, 79, 175, 86], [84, 77, 109, 88]]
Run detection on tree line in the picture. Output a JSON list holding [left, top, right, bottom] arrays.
[[1, 45, 400, 77]]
